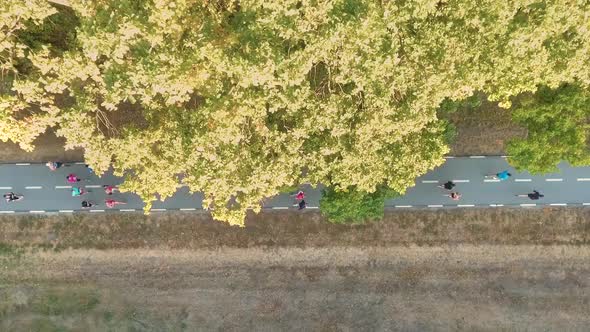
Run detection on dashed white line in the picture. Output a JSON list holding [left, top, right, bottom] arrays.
[[444, 156, 455, 159], [85, 185, 101, 188], [90, 209, 105, 212], [421, 180, 439, 183], [484, 179, 500, 183], [0, 186, 12, 190], [272, 207, 289, 209], [500, 155, 509, 158], [489, 204, 504, 207], [457, 204, 475, 207], [428, 204, 443, 208], [55, 185, 72, 189], [180, 208, 196, 211], [577, 178, 590, 182], [120, 209, 136, 212], [0, 211, 15, 214], [520, 204, 536, 207], [453, 179, 470, 183], [75, 162, 86, 165], [549, 203, 567, 206], [469, 156, 485, 159], [395, 205, 413, 208], [151, 208, 166, 212], [15, 163, 30, 166], [29, 210, 45, 213], [59, 210, 74, 213], [545, 178, 563, 182], [515, 179, 532, 182], [25, 186, 42, 189], [583, 203, 590, 206]]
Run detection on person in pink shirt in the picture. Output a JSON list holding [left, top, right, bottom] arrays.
[[66, 173, 81, 183], [103, 185, 119, 195], [105, 199, 126, 208]]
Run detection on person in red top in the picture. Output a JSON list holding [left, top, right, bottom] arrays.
[[443, 192, 462, 201], [103, 185, 119, 195], [105, 199, 126, 208], [295, 191, 305, 200], [66, 173, 81, 183]]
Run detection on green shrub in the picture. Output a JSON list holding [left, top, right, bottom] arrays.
[[320, 186, 398, 224]]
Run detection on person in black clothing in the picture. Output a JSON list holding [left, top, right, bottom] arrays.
[[437, 181, 456, 191], [516, 190, 544, 200], [81, 200, 95, 208], [298, 200, 306, 210]]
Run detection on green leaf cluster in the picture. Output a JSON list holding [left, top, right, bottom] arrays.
[[320, 186, 399, 224]]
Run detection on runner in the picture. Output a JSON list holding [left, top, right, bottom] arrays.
[[437, 181, 456, 191], [298, 200, 307, 210], [81, 200, 95, 208], [443, 192, 461, 201], [103, 185, 119, 195], [485, 170, 512, 181], [46, 161, 63, 171], [516, 190, 544, 200], [295, 191, 305, 200], [66, 173, 81, 183], [3, 192, 23, 202], [105, 199, 126, 208], [71, 187, 87, 197]]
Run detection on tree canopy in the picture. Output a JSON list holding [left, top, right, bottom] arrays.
[[1, 0, 590, 225]]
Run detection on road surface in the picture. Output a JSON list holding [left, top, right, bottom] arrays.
[[1, 157, 589, 213]]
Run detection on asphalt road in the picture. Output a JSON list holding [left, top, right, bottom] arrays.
[[0, 156, 589, 213]]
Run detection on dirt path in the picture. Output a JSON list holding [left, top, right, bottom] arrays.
[[1, 246, 589, 331]]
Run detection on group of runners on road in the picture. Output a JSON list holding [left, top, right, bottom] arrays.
[[438, 170, 544, 202]]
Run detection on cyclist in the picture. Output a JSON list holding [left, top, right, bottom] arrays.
[[81, 200, 95, 209], [103, 185, 119, 195], [485, 170, 512, 181], [66, 173, 81, 183], [437, 181, 456, 191], [71, 187, 87, 197], [4, 192, 23, 202], [516, 190, 544, 200], [46, 161, 63, 171], [443, 192, 462, 201], [105, 199, 126, 208]]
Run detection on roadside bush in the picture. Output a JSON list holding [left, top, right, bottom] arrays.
[[320, 186, 399, 224]]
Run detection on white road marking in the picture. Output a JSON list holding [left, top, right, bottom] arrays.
[[0, 211, 15, 214], [421, 180, 439, 183], [458, 204, 475, 207], [151, 208, 166, 212], [520, 204, 536, 207], [59, 210, 74, 213], [272, 207, 289, 209], [90, 210, 105, 212], [180, 208, 196, 211], [30, 210, 45, 213], [469, 156, 485, 159], [545, 178, 563, 182], [453, 179, 470, 183], [550, 203, 567, 206], [444, 156, 455, 159], [515, 178, 532, 182], [307, 206, 319, 209], [500, 155, 509, 158], [484, 179, 500, 183], [577, 178, 590, 181], [25, 186, 42, 189], [583, 203, 590, 206], [15, 163, 30, 166], [85, 185, 101, 188], [395, 205, 412, 208], [75, 162, 86, 165], [0, 186, 12, 190], [428, 204, 443, 208], [55, 185, 72, 189], [120, 209, 136, 212], [489, 204, 504, 207]]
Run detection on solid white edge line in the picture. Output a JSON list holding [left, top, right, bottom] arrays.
[[489, 204, 504, 207], [15, 163, 30, 166], [151, 208, 166, 212], [577, 178, 590, 181], [428, 204, 443, 208], [545, 178, 563, 182], [469, 156, 485, 158], [457, 204, 475, 207], [500, 155, 509, 158], [75, 162, 86, 164], [180, 208, 196, 211], [421, 180, 439, 183], [0, 211, 15, 214], [29, 210, 45, 213], [272, 207, 289, 209], [59, 210, 74, 213], [307, 206, 319, 209], [395, 205, 412, 208], [444, 156, 455, 159], [120, 209, 136, 212], [549, 203, 567, 206], [0, 187, 12, 190], [55, 185, 72, 189], [90, 210, 105, 212], [520, 204, 536, 207], [583, 203, 590, 206], [25, 186, 42, 189], [515, 179, 532, 182], [452, 179, 470, 183], [85, 185, 101, 188]]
